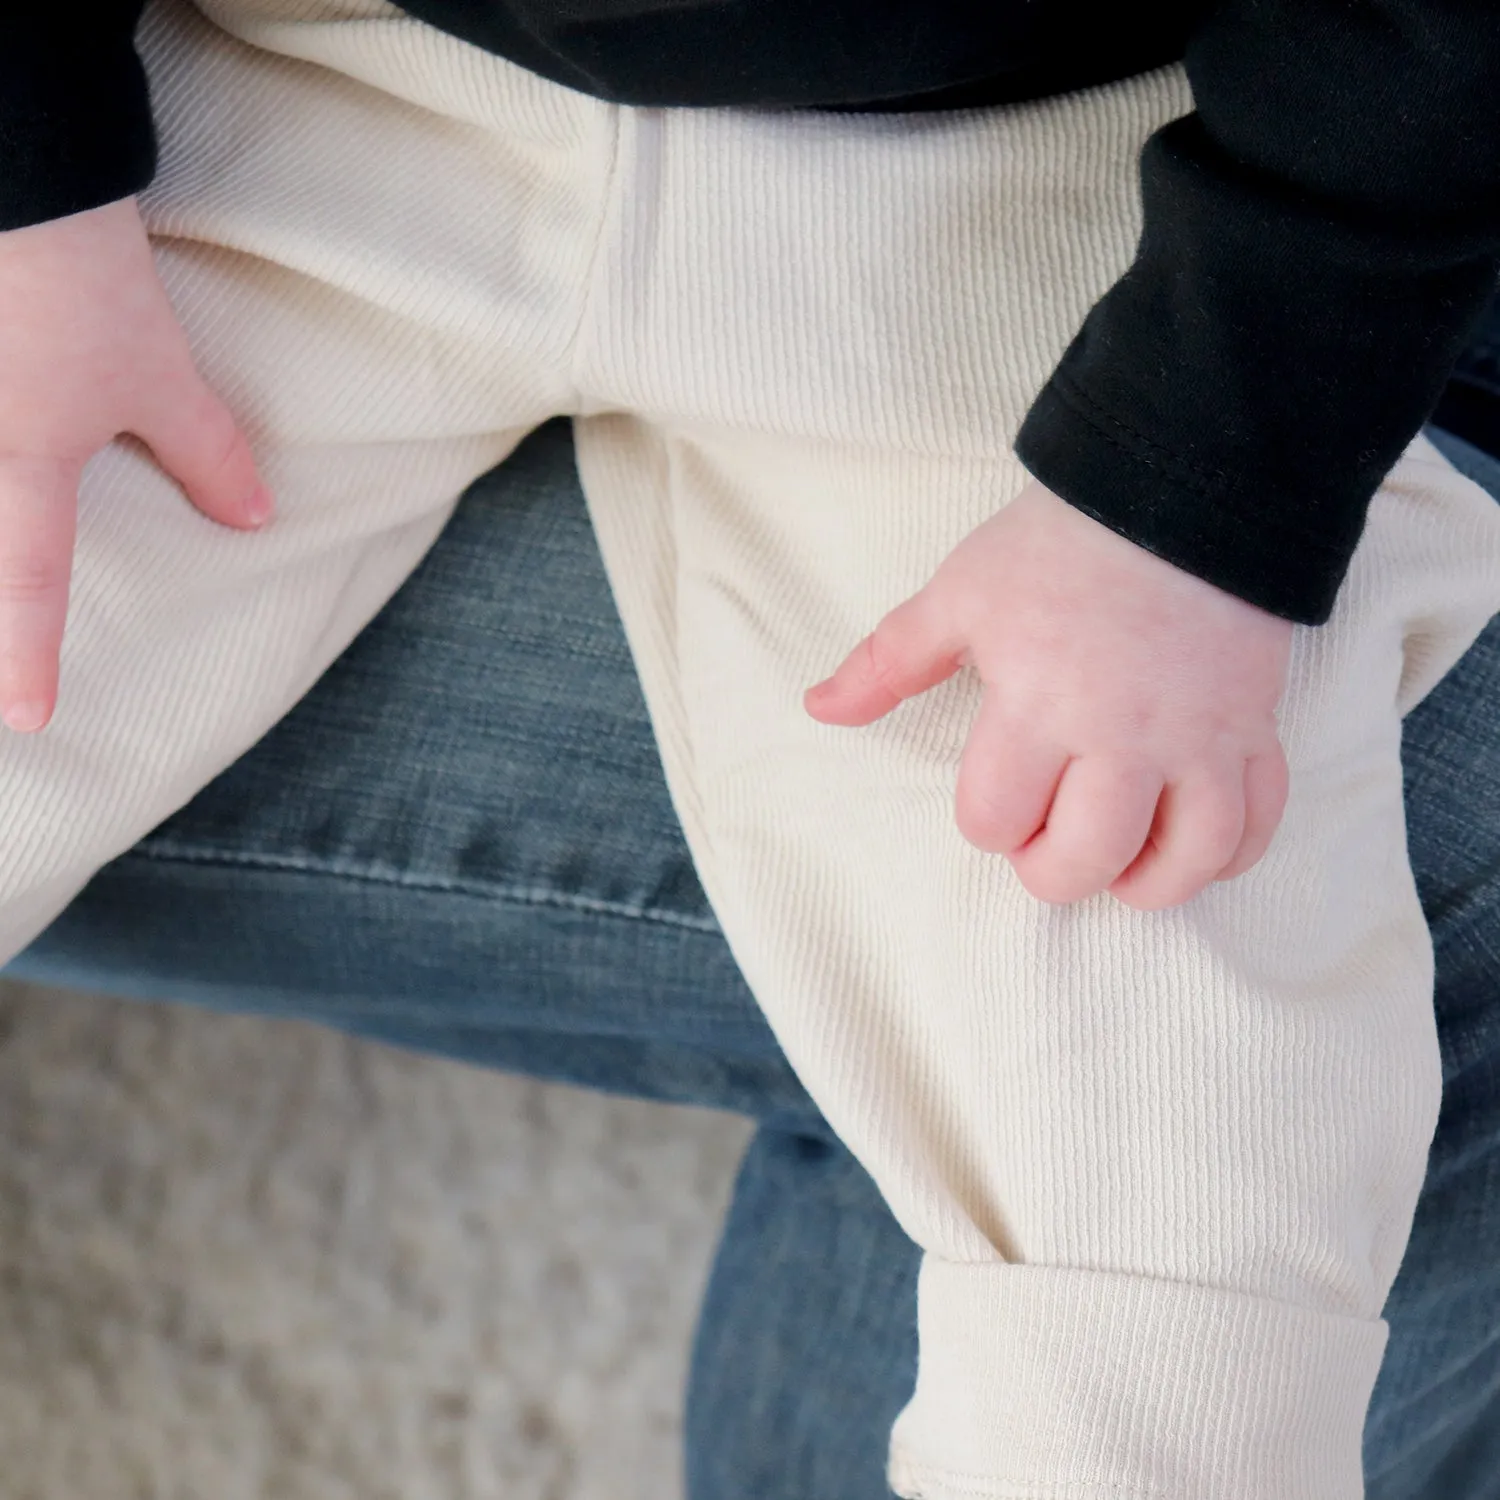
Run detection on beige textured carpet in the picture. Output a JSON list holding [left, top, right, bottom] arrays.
[[0, 979, 751, 1500]]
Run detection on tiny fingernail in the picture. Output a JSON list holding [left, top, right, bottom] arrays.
[[245, 485, 274, 525], [4, 701, 50, 733]]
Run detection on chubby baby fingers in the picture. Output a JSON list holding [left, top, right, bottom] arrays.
[[0, 454, 81, 732], [953, 689, 1068, 855], [1004, 755, 1165, 905], [1107, 766, 1254, 911], [1211, 749, 1291, 884]]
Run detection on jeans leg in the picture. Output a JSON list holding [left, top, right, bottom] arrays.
[[685, 1129, 918, 1500], [1363, 428, 1500, 1500]]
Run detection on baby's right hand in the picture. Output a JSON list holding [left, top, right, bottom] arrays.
[[0, 196, 270, 733]]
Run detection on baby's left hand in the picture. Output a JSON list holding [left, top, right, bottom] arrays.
[[803, 479, 1295, 910]]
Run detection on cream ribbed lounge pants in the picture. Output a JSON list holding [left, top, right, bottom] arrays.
[[8, 1, 1500, 1495]]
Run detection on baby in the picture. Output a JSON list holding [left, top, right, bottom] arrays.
[[1, 3, 1498, 1499]]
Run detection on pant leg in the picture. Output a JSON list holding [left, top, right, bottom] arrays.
[[568, 74, 1500, 1500], [9, 422, 789, 1118], [11, 416, 926, 1500], [0, 0, 614, 965]]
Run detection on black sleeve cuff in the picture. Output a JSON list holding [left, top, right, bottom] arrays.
[[1015, 371, 1358, 625], [0, 6, 155, 230]]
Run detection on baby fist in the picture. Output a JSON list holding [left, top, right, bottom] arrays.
[[803, 479, 1295, 910]]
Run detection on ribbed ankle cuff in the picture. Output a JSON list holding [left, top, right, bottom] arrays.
[[888, 1259, 1387, 1500]]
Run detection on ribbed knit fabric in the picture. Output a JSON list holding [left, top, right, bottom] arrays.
[[575, 424, 1500, 1500], [6, 3, 1500, 1496]]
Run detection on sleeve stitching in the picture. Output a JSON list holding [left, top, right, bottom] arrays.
[[1041, 374, 1350, 559], [1050, 371, 1246, 497]]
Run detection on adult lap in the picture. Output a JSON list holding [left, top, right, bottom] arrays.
[[6, 418, 1500, 1500]]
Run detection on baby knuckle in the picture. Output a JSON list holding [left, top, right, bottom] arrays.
[[954, 797, 1009, 853], [0, 551, 64, 603], [949, 574, 1001, 630], [1107, 702, 1159, 740]]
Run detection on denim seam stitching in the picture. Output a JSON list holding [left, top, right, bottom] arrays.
[[127, 840, 721, 933]]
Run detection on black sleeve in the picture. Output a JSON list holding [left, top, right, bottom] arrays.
[[1, 1, 155, 230], [1012, 0, 1500, 625]]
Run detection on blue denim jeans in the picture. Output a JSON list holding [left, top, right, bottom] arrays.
[[8, 418, 1499, 1500]]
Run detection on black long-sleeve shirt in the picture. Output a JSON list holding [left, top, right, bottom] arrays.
[[3, 0, 1498, 623]]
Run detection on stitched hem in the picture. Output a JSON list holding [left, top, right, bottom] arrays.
[[122, 838, 721, 933]]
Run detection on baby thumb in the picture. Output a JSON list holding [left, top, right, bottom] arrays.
[[803, 590, 964, 725]]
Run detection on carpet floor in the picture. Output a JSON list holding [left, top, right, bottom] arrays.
[[0, 980, 750, 1500]]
